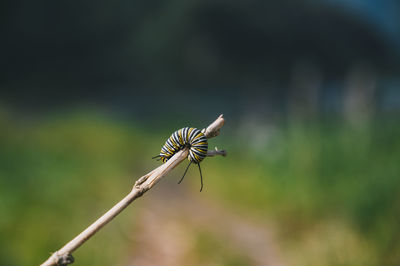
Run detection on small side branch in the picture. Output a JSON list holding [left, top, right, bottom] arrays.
[[207, 147, 227, 157], [40, 115, 226, 266]]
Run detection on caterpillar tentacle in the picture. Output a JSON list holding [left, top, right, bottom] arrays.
[[154, 127, 208, 191], [157, 127, 208, 164]]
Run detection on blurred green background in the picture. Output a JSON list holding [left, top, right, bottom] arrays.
[[1, 0, 400, 265]]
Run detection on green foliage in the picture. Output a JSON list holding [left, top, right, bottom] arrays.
[[193, 231, 252, 266], [0, 111, 148, 265], [0, 110, 399, 265], [207, 119, 400, 265]]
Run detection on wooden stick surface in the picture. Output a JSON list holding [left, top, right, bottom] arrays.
[[41, 115, 226, 266]]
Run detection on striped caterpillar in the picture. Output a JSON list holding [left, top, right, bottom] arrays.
[[153, 127, 208, 191]]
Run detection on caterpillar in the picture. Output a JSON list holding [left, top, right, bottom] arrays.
[[153, 127, 208, 191]]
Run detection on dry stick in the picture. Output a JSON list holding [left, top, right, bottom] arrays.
[[41, 115, 226, 266]]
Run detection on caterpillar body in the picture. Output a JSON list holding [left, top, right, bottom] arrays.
[[153, 127, 208, 191]]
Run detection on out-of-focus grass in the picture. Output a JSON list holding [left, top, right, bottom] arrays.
[[0, 109, 399, 265], [191, 231, 253, 266], [206, 118, 400, 265], [0, 109, 158, 265]]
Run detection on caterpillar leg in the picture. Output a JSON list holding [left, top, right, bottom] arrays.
[[152, 155, 162, 161], [198, 163, 203, 192], [178, 161, 192, 184]]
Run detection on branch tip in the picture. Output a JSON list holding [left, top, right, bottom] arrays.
[[40, 115, 227, 266]]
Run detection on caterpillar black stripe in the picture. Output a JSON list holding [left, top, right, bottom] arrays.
[[153, 127, 208, 191]]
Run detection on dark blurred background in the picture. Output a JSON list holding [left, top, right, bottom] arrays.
[[1, 0, 400, 265]]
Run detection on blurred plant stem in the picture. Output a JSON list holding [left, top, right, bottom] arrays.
[[41, 115, 226, 266]]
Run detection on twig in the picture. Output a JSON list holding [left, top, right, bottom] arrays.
[[40, 115, 226, 266], [206, 147, 227, 157]]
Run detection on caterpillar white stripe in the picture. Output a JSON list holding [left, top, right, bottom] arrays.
[[153, 127, 208, 191]]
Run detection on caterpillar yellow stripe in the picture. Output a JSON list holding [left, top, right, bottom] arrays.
[[158, 127, 208, 163], [154, 127, 209, 192]]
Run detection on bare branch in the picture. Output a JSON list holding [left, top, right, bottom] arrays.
[[41, 115, 226, 266], [207, 147, 227, 157], [202, 114, 225, 138]]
